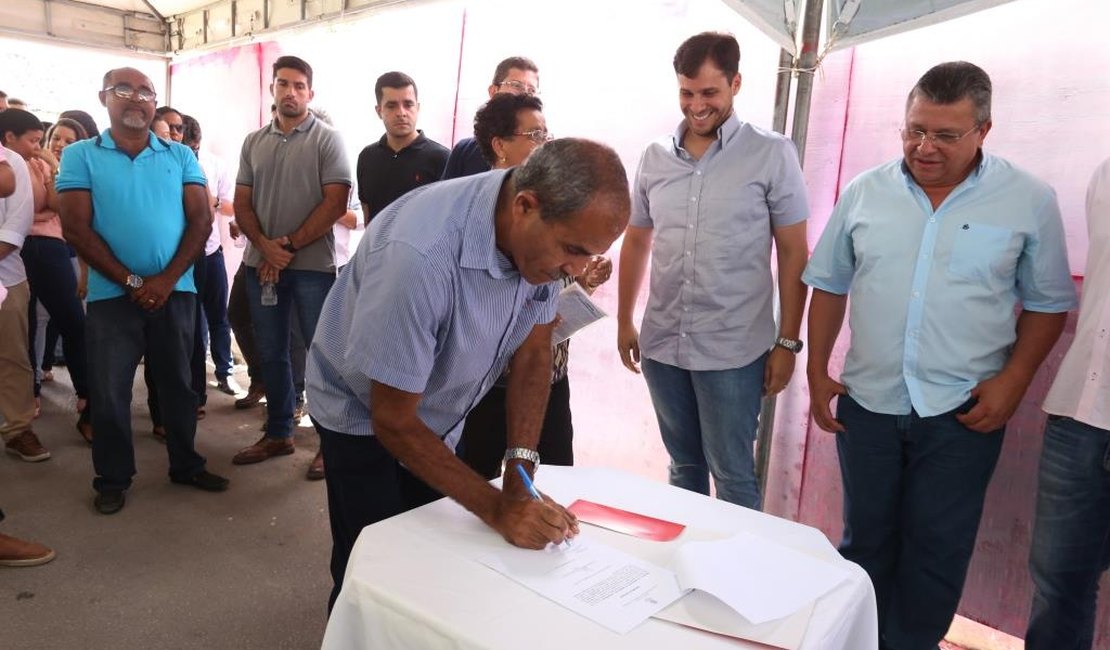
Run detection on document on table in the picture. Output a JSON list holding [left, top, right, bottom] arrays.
[[552, 282, 607, 345], [672, 532, 850, 625], [476, 538, 686, 634]]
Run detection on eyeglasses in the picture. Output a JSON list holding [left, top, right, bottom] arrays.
[[103, 85, 157, 103], [513, 129, 553, 145], [498, 80, 539, 96], [900, 125, 980, 147]]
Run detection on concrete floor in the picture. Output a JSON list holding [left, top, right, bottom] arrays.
[[1, 366, 332, 650]]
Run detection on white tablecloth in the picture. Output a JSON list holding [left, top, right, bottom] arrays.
[[323, 466, 877, 649]]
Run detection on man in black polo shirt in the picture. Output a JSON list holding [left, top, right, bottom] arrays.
[[356, 72, 448, 223]]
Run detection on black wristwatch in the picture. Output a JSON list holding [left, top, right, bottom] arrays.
[[775, 336, 804, 354], [281, 238, 298, 253]]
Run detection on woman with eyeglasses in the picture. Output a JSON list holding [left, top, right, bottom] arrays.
[[458, 93, 613, 480]]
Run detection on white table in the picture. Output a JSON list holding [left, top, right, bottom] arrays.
[[323, 466, 877, 649]]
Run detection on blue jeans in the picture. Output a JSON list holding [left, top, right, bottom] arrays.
[[836, 395, 1005, 650], [245, 267, 333, 439], [87, 294, 206, 493], [1026, 415, 1110, 650], [22, 236, 88, 398], [200, 247, 233, 380], [641, 354, 766, 509]]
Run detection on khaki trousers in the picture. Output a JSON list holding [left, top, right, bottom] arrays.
[[0, 281, 35, 441]]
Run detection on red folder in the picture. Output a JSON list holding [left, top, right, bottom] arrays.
[[568, 499, 686, 542]]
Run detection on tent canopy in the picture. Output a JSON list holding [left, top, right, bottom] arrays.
[[714, 0, 1017, 56]]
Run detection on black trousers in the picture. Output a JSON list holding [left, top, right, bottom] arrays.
[[459, 376, 574, 480], [316, 422, 441, 612]]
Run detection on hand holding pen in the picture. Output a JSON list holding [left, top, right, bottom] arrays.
[[515, 465, 575, 549]]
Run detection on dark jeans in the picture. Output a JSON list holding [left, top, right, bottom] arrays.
[[88, 294, 206, 493], [147, 257, 207, 424], [317, 422, 441, 611], [199, 247, 233, 380], [22, 236, 88, 399], [245, 267, 331, 438], [1026, 415, 1110, 650], [835, 395, 1005, 650], [459, 376, 574, 480], [228, 263, 306, 392]]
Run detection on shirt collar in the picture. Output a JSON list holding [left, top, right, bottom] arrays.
[[460, 169, 518, 279], [266, 112, 317, 136], [671, 112, 742, 157], [376, 130, 429, 153], [96, 128, 169, 155], [899, 149, 989, 190]]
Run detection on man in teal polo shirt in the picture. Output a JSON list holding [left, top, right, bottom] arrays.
[[57, 67, 229, 515]]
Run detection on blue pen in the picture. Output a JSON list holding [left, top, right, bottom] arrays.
[[514, 464, 573, 548]]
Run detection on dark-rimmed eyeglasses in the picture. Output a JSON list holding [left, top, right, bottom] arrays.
[[498, 80, 539, 96], [900, 125, 979, 147], [103, 85, 157, 103], [513, 129, 553, 145]]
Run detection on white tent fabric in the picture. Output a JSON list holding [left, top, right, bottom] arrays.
[[825, 0, 1017, 50], [719, 0, 1019, 55]]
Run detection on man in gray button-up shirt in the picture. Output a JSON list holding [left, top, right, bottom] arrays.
[[232, 55, 352, 479], [617, 32, 809, 510]]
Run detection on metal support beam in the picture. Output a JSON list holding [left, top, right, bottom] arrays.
[[790, 0, 826, 167], [0, 0, 168, 54], [754, 0, 824, 500]]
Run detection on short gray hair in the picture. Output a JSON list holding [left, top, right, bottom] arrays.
[[514, 138, 629, 222], [907, 61, 992, 125]]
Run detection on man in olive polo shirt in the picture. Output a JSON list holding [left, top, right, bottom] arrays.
[[356, 71, 448, 224], [232, 55, 351, 480], [57, 67, 229, 515]]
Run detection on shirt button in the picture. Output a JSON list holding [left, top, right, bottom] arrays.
[[683, 306, 689, 312], [685, 251, 691, 256], [912, 291, 920, 298], [687, 224, 693, 229], [680, 332, 687, 338], [928, 217, 936, 223], [684, 279, 691, 285], [690, 197, 697, 202], [695, 170, 702, 176]]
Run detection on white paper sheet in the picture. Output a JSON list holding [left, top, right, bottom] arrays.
[[476, 537, 686, 634], [552, 282, 607, 345], [673, 532, 850, 625]]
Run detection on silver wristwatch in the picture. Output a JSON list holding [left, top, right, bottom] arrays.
[[775, 336, 804, 353], [503, 447, 540, 468], [125, 273, 144, 290]]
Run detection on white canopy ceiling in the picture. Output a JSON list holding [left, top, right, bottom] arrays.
[[715, 0, 1018, 55], [1, 0, 1024, 56]]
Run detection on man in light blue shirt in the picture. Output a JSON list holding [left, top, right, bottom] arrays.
[[804, 61, 1076, 650], [617, 32, 810, 510], [306, 139, 629, 610]]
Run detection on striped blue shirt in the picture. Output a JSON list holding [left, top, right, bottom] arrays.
[[803, 154, 1077, 417], [305, 169, 559, 448]]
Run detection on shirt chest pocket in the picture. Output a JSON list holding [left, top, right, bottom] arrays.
[[947, 223, 1019, 284]]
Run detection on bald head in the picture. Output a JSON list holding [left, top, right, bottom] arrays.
[[515, 138, 630, 231], [100, 67, 158, 132]]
